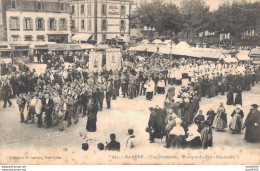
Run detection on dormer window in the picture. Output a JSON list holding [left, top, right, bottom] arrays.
[[37, 1, 42, 10], [61, 2, 65, 11], [11, 0, 16, 9]]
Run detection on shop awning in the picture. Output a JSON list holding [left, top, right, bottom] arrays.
[[95, 44, 110, 50], [72, 33, 93, 41], [79, 44, 95, 49], [0, 43, 12, 51], [34, 45, 49, 50], [48, 44, 67, 51], [10, 44, 30, 51], [67, 44, 82, 51]]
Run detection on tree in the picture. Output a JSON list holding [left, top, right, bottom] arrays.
[[180, 0, 210, 41]]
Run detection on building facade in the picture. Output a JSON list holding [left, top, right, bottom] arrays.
[[4, 0, 71, 43], [70, 0, 130, 44]]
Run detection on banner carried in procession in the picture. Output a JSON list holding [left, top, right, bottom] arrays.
[[89, 51, 103, 72], [106, 48, 122, 71]]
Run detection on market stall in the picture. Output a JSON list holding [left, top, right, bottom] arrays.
[[0, 42, 12, 63], [9, 43, 30, 63]]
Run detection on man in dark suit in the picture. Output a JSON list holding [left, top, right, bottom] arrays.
[[44, 93, 54, 128], [105, 133, 120, 151], [2, 81, 12, 108]]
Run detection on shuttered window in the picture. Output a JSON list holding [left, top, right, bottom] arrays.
[[11, 35, 19, 41], [37, 1, 42, 10], [61, 3, 65, 11], [24, 35, 33, 41], [36, 18, 44, 30], [71, 20, 75, 29], [59, 18, 67, 31], [121, 6, 126, 16], [11, 0, 16, 9], [37, 35, 45, 41], [81, 20, 85, 30], [81, 5, 84, 14], [120, 20, 125, 31], [88, 19, 91, 31], [23, 17, 33, 30], [9, 17, 20, 30], [102, 19, 107, 31], [48, 18, 56, 30], [72, 5, 75, 14], [101, 4, 107, 16], [87, 4, 91, 16]]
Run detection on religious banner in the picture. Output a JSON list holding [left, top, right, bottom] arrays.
[[106, 48, 122, 71], [88, 51, 103, 72]]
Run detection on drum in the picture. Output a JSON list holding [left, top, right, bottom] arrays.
[[29, 98, 43, 115]]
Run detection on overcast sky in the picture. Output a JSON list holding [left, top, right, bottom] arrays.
[[142, 0, 260, 11]]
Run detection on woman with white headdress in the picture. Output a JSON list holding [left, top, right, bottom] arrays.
[[212, 102, 227, 131], [186, 124, 202, 149], [229, 104, 244, 134], [168, 118, 186, 149]]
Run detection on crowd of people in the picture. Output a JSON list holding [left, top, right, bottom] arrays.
[[146, 60, 260, 149], [1, 47, 260, 151]]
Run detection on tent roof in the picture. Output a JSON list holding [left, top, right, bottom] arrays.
[[249, 48, 260, 57], [141, 39, 150, 44], [146, 45, 158, 53], [72, 33, 93, 41], [237, 51, 251, 61], [79, 44, 95, 49], [95, 44, 110, 50], [152, 39, 163, 44], [175, 41, 190, 49]]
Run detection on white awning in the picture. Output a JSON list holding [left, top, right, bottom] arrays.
[[72, 33, 93, 41], [79, 44, 95, 49]]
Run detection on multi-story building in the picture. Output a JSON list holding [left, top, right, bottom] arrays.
[[3, 0, 71, 43], [70, 0, 130, 44]]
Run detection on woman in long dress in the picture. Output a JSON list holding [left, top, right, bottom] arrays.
[[186, 124, 202, 149], [168, 118, 186, 149], [212, 102, 227, 131], [86, 99, 98, 132], [229, 105, 244, 134]]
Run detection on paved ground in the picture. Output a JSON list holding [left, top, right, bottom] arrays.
[[0, 63, 260, 153]]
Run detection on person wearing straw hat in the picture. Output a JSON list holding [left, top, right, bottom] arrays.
[[243, 104, 260, 142], [229, 104, 244, 134]]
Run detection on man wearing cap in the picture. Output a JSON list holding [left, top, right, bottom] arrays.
[[243, 104, 260, 142]]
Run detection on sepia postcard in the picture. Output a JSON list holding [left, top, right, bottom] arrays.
[[0, 0, 260, 165]]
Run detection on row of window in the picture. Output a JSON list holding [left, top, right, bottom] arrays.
[[10, 35, 45, 42], [10, 0, 65, 11], [71, 4, 126, 16], [71, 4, 92, 16], [73, 19, 126, 32], [9, 17, 68, 31]]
